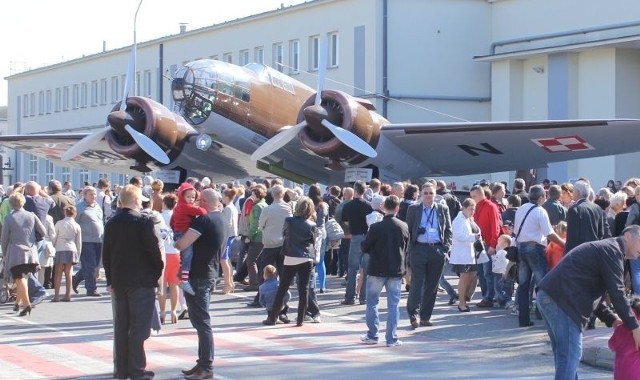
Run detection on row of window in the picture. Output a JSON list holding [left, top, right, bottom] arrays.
[[25, 154, 124, 188], [21, 71, 153, 118], [215, 32, 339, 74], [21, 32, 339, 118]]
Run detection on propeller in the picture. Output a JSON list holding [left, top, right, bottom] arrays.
[[62, 0, 169, 165], [321, 119, 377, 158], [251, 35, 376, 161], [250, 122, 307, 161]]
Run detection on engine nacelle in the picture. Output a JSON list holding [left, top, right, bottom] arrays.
[[105, 96, 192, 169], [297, 90, 385, 164]]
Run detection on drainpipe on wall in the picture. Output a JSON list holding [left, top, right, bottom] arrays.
[[382, 0, 389, 118]]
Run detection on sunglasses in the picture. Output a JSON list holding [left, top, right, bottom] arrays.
[[423, 192, 434, 195]]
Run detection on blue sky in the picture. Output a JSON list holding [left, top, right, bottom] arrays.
[[0, 0, 306, 106]]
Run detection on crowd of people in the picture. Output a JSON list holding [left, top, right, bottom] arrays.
[[3, 174, 640, 379]]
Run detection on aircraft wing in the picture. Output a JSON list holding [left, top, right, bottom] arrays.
[[0, 133, 271, 183], [380, 119, 640, 176], [0, 134, 146, 175]]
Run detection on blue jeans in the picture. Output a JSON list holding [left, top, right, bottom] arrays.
[[518, 242, 547, 325], [536, 290, 581, 380], [494, 273, 513, 305], [439, 269, 457, 299], [111, 287, 155, 379], [316, 234, 328, 290], [629, 257, 640, 295], [481, 261, 495, 302], [73, 242, 102, 294], [185, 277, 214, 371], [365, 276, 402, 345], [175, 232, 194, 273], [345, 234, 368, 303]]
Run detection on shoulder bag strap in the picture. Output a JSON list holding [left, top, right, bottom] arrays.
[[514, 205, 538, 243]]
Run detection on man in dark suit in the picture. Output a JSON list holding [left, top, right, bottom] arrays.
[[103, 184, 163, 380], [565, 179, 609, 253], [405, 183, 452, 328], [542, 184, 567, 227]]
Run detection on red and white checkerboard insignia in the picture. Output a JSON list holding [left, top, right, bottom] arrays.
[[532, 135, 595, 153]]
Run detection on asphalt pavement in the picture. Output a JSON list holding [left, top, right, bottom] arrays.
[[0, 272, 615, 380]]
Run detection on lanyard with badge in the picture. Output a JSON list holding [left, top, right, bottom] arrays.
[[422, 205, 437, 234]]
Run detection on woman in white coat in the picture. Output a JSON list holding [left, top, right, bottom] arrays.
[[449, 198, 482, 312]]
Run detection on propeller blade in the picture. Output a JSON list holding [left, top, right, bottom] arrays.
[[321, 119, 377, 158], [120, 0, 143, 112], [314, 35, 329, 105], [124, 125, 170, 164], [61, 127, 111, 161], [250, 122, 307, 161]]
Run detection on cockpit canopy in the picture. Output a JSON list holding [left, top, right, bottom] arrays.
[[171, 60, 251, 125]]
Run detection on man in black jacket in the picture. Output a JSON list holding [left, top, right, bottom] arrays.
[[537, 225, 640, 379], [565, 179, 609, 253], [359, 195, 409, 347], [103, 185, 163, 380]]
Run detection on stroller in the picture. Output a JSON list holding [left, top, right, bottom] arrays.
[[0, 257, 16, 304]]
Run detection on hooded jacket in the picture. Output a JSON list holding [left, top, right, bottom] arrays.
[[170, 182, 206, 233]]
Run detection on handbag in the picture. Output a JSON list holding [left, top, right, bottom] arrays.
[[507, 204, 538, 262], [325, 217, 344, 241]]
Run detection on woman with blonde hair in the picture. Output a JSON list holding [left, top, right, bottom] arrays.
[[221, 187, 239, 294], [264, 197, 318, 326], [1, 192, 46, 316]]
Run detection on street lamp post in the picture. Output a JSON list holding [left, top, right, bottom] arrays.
[[3, 157, 14, 186]]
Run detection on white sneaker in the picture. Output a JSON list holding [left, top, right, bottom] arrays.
[[360, 334, 378, 345], [386, 340, 403, 347], [179, 281, 195, 296], [312, 315, 321, 323]]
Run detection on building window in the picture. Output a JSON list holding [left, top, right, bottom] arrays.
[[72, 84, 79, 109], [61, 167, 71, 184], [328, 32, 339, 67], [254, 47, 264, 64], [273, 43, 283, 72], [46, 90, 52, 114], [144, 70, 151, 97], [79, 169, 89, 186], [240, 49, 249, 66], [29, 155, 38, 182], [30, 93, 35, 116], [91, 81, 98, 106], [111, 76, 119, 104], [63, 87, 70, 111], [45, 160, 54, 183], [55, 88, 61, 112], [290, 40, 300, 74], [309, 35, 320, 71], [22, 94, 29, 117], [223, 53, 233, 64], [81, 82, 88, 108], [100, 79, 107, 105], [38, 91, 44, 115], [117, 174, 125, 185]]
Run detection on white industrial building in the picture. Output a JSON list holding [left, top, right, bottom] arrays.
[[4, 0, 640, 189]]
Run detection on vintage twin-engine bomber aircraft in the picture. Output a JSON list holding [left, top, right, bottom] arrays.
[[2, 33, 640, 184]]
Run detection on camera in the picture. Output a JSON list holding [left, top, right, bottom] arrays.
[[417, 226, 426, 235]]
